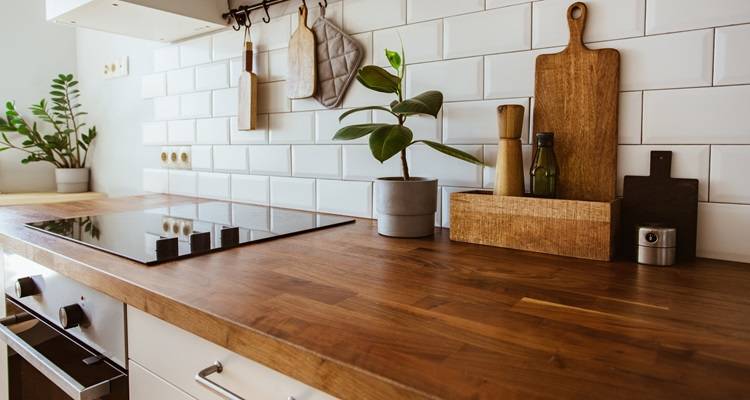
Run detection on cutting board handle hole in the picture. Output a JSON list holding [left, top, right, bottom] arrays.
[[571, 6, 583, 19]]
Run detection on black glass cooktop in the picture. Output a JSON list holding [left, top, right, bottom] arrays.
[[26, 201, 354, 265]]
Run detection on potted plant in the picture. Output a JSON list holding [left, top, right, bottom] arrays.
[[0, 74, 97, 193], [334, 49, 482, 238]]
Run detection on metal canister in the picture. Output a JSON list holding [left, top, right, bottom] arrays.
[[636, 225, 677, 266]]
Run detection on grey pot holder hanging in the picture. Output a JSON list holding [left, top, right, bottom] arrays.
[[312, 8, 364, 108]]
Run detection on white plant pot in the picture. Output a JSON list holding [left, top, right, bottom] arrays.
[[55, 168, 90, 193], [375, 177, 438, 238]]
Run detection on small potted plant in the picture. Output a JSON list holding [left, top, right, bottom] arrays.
[[335, 49, 482, 238], [0, 74, 97, 193]]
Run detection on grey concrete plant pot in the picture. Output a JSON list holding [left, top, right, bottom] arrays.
[[55, 168, 90, 193], [375, 177, 438, 238]]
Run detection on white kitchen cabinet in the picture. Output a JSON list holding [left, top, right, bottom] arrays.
[[46, 0, 227, 42], [130, 360, 197, 400], [127, 306, 337, 400]]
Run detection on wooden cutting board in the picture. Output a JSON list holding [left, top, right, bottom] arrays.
[[533, 2, 620, 202], [287, 3, 316, 99], [621, 151, 699, 262], [238, 41, 258, 130]]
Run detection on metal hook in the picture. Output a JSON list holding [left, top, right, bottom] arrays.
[[262, 0, 271, 23], [243, 7, 252, 28], [318, 0, 327, 9], [231, 10, 242, 31]]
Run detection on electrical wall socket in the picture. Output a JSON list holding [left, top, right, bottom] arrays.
[[103, 56, 129, 79]]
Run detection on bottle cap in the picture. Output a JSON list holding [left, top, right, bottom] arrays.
[[536, 132, 554, 146]]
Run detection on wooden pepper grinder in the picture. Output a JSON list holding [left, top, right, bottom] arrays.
[[494, 105, 525, 196]]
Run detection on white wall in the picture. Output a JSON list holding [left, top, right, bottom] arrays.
[[0, 0, 77, 192]]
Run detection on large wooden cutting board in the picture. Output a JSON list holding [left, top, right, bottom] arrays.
[[621, 151, 699, 262], [287, 3, 316, 99], [533, 2, 620, 202]]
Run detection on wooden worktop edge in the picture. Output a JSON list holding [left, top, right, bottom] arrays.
[[0, 232, 435, 400]]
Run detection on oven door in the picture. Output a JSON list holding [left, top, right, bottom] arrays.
[[0, 298, 127, 400]]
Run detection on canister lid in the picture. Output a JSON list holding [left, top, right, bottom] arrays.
[[637, 225, 676, 248]]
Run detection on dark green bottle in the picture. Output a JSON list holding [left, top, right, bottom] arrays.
[[530, 132, 558, 198]]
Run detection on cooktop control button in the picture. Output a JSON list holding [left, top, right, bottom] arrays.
[[15, 277, 39, 298], [59, 304, 86, 329]]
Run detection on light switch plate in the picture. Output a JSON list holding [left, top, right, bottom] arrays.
[[104, 56, 129, 79]]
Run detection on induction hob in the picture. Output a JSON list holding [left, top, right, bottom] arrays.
[[25, 201, 355, 265]]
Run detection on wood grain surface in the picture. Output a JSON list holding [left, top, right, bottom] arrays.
[[1, 195, 750, 400], [238, 41, 258, 130], [287, 4, 316, 99], [0, 192, 105, 206], [533, 2, 620, 202], [494, 105, 526, 196]]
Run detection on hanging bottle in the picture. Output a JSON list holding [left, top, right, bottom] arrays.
[[530, 132, 558, 198]]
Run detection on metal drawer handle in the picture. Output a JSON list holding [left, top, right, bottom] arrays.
[[195, 362, 298, 400], [0, 313, 113, 400]]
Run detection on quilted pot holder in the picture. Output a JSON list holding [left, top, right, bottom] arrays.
[[312, 8, 364, 108]]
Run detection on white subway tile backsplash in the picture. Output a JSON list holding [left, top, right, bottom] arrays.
[[212, 88, 239, 117], [407, 0, 484, 23], [484, 47, 564, 99], [342, 145, 404, 181], [483, 145, 533, 192], [533, 0, 645, 49], [317, 179, 373, 218], [617, 145, 710, 201], [230, 115, 269, 144], [142, 122, 167, 145], [259, 81, 291, 113], [231, 175, 270, 205], [168, 170, 197, 196], [270, 177, 316, 211], [154, 46, 179, 72], [373, 20, 443, 66], [444, 5, 531, 59], [180, 92, 211, 118], [141, 73, 166, 98], [589, 30, 714, 91], [213, 145, 248, 172], [180, 37, 211, 67], [154, 96, 180, 120], [697, 202, 750, 263], [441, 186, 476, 228], [292, 145, 342, 178], [710, 146, 750, 204], [196, 118, 230, 144], [643, 86, 750, 144], [619, 92, 643, 145], [714, 24, 750, 86], [250, 14, 291, 51], [646, 0, 750, 35], [191, 145, 212, 170], [405, 57, 483, 102], [443, 99, 530, 145], [487, 0, 531, 8], [316, 109, 371, 144], [267, 49, 288, 82], [167, 120, 195, 145], [291, 97, 327, 112], [373, 110, 442, 142], [198, 172, 231, 200], [143, 168, 168, 193], [409, 144, 483, 187], [167, 68, 195, 95], [342, 80, 394, 109], [269, 112, 315, 144], [249, 145, 291, 176], [196, 62, 229, 91], [343, 0, 406, 33], [212, 30, 242, 60]]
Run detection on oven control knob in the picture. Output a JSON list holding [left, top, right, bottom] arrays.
[[15, 277, 39, 298], [59, 304, 85, 329]]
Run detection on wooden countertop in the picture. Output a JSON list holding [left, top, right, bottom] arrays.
[[0, 195, 749, 400], [0, 192, 105, 206]]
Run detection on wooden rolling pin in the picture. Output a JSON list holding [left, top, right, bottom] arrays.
[[494, 105, 525, 196]]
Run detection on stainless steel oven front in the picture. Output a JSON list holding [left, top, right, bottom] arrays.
[[0, 251, 128, 400]]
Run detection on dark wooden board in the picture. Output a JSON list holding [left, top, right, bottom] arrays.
[[621, 151, 699, 261], [534, 2, 620, 202]]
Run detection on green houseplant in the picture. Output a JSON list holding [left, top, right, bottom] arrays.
[[0, 74, 97, 193], [334, 49, 482, 237]]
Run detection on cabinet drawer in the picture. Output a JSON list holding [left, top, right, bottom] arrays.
[[130, 360, 196, 400], [127, 306, 336, 400]]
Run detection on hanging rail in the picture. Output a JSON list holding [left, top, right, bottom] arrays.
[[224, 0, 328, 31]]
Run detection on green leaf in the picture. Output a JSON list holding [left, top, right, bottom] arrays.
[[50, 91, 65, 97], [356, 66, 400, 94], [391, 91, 443, 117], [416, 140, 483, 165], [339, 106, 393, 122], [385, 49, 401, 71], [69, 80, 78, 87], [0, 147, 9, 152], [66, 74, 74, 82], [369, 125, 413, 163], [333, 123, 388, 141]]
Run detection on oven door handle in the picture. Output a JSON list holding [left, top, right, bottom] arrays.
[[0, 313, 112, 400]]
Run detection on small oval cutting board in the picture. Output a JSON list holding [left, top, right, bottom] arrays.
[[533, 2, 620, 202], [287, 3, 316, 99]]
